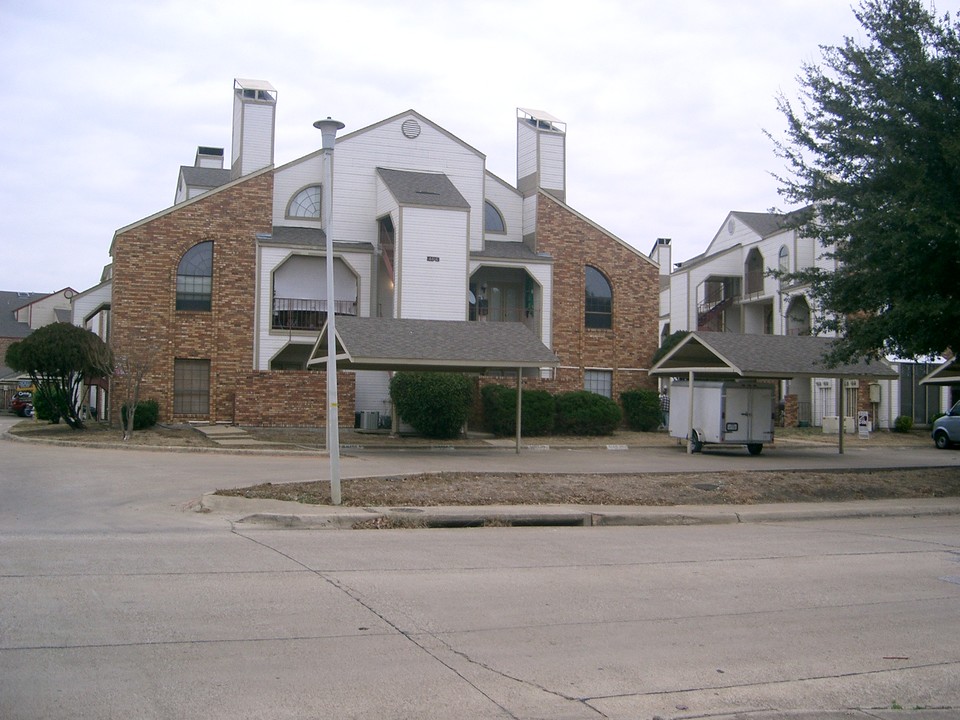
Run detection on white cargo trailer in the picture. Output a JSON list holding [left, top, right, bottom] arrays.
[[669, 380, 775, 455]]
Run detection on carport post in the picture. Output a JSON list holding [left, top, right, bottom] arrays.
[[515, 368, 522, 454], [687, 370, 695, 455], [838, 377, 844, 455]]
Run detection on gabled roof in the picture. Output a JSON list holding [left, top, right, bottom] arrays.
[[920, 357, 960, 386], [376, 168, 470, 209], [650, 331, 897, 379], [308, 316, 559, 373]]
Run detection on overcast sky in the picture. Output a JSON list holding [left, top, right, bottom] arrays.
[[3, 0, 956, 295]]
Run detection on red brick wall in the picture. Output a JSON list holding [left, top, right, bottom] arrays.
[[534, 192, 660, 398], [233, 370, 355, 427], [111, 172, 273, 424]]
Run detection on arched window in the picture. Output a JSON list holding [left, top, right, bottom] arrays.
[[778, 245, 790, 272], [287, 185, 322, 219], [484, 201, 506, 234], [585, 265, 612, 329], [744, 248, 764, 294], [176, 241, 213, 311]]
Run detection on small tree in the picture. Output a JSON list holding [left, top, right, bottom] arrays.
[[114, 343, 158, 440], [5, 323, 113, 430]]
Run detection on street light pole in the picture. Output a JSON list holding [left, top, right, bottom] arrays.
[[314, 117, 345, 505]]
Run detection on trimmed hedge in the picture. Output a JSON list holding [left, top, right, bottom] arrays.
[[481, 385, 555, 437], [390, 372, 473, 439], [121, 399, 160, 431], [621, 388, 661, 431], [553, 390, 622, 436]]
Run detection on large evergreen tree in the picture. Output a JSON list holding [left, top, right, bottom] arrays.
[[770, 0, 960, 363], [5, 323, 113, 430]]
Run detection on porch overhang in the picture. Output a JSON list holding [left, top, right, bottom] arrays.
[[919, 357, 959, 386], [307, 316, 559, 374]]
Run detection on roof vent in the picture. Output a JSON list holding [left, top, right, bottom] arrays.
[[401, 118, 421, 139]]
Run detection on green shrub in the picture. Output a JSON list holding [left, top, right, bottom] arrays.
[[481, 385, 555, 437], [121, 399, 160, 431], [893, 415, 914, 433], [554, 390, 622, 436], [390, 372, 473, 439], [33, 386, 62, 424], [620, 388, 661, 431]]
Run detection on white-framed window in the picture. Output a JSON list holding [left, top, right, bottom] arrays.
[[287, 185, 322, 219], [484, 201, 506, 234], [584, 369, 612, 398]]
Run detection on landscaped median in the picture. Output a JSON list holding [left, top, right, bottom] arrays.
[[209, 467, 960, 529]]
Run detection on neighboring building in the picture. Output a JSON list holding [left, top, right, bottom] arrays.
[[661, 210, 901, 430], [97, 79, 660, 426], [1, 289, 76, 408]]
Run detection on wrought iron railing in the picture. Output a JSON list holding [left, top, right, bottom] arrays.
[[272, 297, 356, 331]]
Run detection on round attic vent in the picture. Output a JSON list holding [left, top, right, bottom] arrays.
[[401, 118, 421, 139]]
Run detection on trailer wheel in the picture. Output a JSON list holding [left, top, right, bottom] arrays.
[[747, 443, 763, 456], [691, 430, 703, 453]]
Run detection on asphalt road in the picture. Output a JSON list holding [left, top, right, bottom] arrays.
[[2, 415, 959, 719]]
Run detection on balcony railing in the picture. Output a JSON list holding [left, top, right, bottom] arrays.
[[272, 297, 356, 331]]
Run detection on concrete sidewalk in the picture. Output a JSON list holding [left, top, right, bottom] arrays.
[[200, 493, 960, 530]]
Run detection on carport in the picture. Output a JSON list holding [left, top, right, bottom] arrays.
[[919, 357, 959, 386], [649, 331, 899, 454], [307, 316, 559, 453]]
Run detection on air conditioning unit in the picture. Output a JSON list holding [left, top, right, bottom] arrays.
[[360, 411, 379, 431]]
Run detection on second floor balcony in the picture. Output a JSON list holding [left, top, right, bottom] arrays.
[[272, 297, 357, 331]]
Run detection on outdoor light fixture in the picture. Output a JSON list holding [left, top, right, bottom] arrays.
[[314, 117, 345, 505]]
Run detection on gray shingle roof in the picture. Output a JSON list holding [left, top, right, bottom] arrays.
[[376, 168, 470, 209], [180, 166, 232, 189], [472, 241, 551, 261], [310, 316, 558, 372], [0, 291, 38, 339], [651, 331, 898, 379]]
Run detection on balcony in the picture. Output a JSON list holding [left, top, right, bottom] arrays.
[[272, 297, 356, 331]]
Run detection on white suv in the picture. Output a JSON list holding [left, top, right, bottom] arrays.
[[932, 399, 960, 449]]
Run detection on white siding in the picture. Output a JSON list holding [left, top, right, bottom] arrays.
[[354, 370, 392, 415], [516, 121, 538, 180], [333, 114, 485, 252], [71, 282, 112, 330], [273, 154, 324, 226], [704, 214, 761, 256], [238, 102, 275, 176], [538, 132, 565, 192], [522, 194, 538, 237], [397, 207, 468, 320], [483, 173, 523, 244], [256, 245, 373, 369]]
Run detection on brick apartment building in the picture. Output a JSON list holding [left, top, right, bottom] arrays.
[[90, 79, 660, 427]]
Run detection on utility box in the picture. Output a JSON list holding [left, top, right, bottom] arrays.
[[669, 380, 775, 455]]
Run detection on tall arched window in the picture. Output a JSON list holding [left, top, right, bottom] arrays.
[[484, 201, 506, 233], [585, 265, 612, 329], [744, 248, 764, 294], [778, 245, 790, 272], [176, 241, 213, 311]]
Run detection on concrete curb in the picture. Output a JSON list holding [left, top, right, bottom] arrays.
[[200, 493, 960, 530]]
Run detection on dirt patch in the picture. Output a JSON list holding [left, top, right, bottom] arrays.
[[216, 467, 960, 508], [5, 419, 218, 448]]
